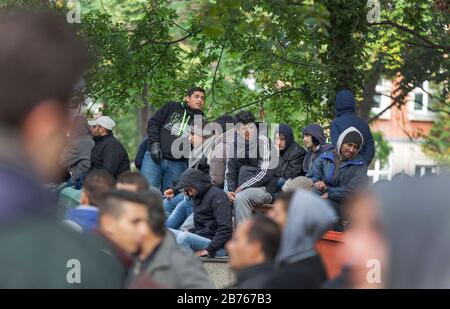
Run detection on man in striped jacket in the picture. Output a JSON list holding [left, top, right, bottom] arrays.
[[224, 111, 279, 225]]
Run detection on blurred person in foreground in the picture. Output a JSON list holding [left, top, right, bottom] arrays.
[[0, 10, 122, 288], [264, 189, 336, 289], [338, 175, 450, 289], [226, 215, 281, 289]]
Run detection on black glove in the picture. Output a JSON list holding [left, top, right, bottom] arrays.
[[149, 142, 162, 164]]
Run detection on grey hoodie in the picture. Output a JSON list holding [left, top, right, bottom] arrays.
[[377, 175, 450, 288], [276, 189, 337, 266]]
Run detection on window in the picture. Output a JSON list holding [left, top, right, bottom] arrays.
[[415, 165, 437, 177], [409, 81, 436, 121], [368, 158, 392, 184], [414, 92, 423, 110], [371, 79, 392, 119]]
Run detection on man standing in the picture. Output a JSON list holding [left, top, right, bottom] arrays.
[[89, 115, 130, 179], [142, 87, 205, 191], [330, 90, 375, 165]]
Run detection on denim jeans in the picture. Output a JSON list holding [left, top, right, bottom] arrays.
[[168, 229, 227, 257], [163, 192, 185, 218], [165, 194, 193, 229], [141, 151, 187, 191]]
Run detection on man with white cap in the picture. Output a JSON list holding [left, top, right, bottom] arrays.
[[307, 126, 368, 231], [88, 115, 130, 178]]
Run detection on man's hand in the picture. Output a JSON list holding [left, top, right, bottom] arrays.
[[321, 192, 329, 199], [314, 181, 327, 192], [227, 192, 236, 202], [195, 249, 209, 257], [234, 187, 242, 194], [149, 142, 162, 165], [164, 188, 174, 199]]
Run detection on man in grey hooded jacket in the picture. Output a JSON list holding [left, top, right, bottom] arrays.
[[307, 127, 368, 230], [264, 189, 336, 288]]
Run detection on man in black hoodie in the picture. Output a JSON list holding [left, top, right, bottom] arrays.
[[302, 123, 333, 175], [141, 87, 205, 191], [169, 168, 233, 257], [89, 116, 130, 179], [275, 123, 306, 187]]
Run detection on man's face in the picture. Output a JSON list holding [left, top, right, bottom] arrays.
[[101, 202, 150, 254], [226, 220, 263, 271], [184, 186, 199, 199], [268, 200, 288, 230], [185, 91, 205, 110], [303, 134, 314, 150], [90, 125, 101, 137], [341, 142, 359, 160], [22, 101, 69, 182], [236, 122, 257, 141], [188, 132, 204, 148], [344, 194, 387, 288], [275, 133, 286, 151]]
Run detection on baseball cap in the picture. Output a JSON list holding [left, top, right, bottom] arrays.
[[88, 116, 116, 131]]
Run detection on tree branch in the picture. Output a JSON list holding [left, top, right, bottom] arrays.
[[226, 87, 304, 114], [138, 31, 197, 48], [206, 46, 225, 112], [369, 20, 450, 52]]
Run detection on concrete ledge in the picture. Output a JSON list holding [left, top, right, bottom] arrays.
[[200, 257, 235, 289]]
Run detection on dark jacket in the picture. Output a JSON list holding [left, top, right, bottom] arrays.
[[224, 132, 279, 194], [134, 138, 148, 170], [128, 232, 214, 289], [302, 124, 333, 175], [330, 90, 375, 165], [232, 262, 275, 289], [90, 133, 130, 178], [265, 190, 336, 289], [277, 124, 306, 179], [177, 169, 233, 256], [307, 150, 368, 206], [147, 101, 204, 161]]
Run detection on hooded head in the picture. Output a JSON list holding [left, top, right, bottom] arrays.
[[276, 189, 336, 266], [302, 124, 326, 146], [176, 168, 212, 199], [336, 127, 363, 160], [377, 175, 450, 288], [275, 123, 294, 152], [334, 90, 356, 117]]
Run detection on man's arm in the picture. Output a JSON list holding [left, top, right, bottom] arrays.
[[147, 102, 172, 144], [330, 120, 340, 147], [327, 165, 368, 201], [224, 157, 238, 193], [206, 195, 233, 255], [238, 135, 275, 190], [284, 147, 306, 179]]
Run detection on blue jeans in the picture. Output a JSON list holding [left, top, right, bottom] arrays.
[[163, 192, 185, 217], [165, 195, 194, 229], [169, 229, 227, 257], [141, 151, 187, 191]]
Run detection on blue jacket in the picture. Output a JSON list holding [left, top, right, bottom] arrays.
[[307, 151, 368, 204], [64, 205, 99, 232], [330, 90, 375, 165]]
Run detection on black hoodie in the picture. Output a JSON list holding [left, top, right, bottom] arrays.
[[176, 169, 233, 255], [147, 101, 204, 161]]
